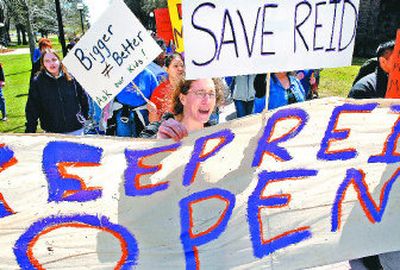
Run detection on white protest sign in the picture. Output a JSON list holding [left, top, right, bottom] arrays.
[[2, 98, 400, 269], [183, 0, 360, 79], [63, 0, 162, 108]]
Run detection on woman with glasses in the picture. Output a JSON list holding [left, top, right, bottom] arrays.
[[25, 49, 88, 135], [140, 78, 225, 141], [148, 53, 185, 122], [253, 72, 306, 113]]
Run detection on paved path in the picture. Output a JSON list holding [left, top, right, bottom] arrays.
[[0, 48, 30, 55]]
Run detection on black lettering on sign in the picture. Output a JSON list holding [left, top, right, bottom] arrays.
[[294, 1, 312, 53], [261, 4, 277, 56], [293, 0, 358, 53], [191, 2, 218, 66], [217, 9, 238, 60], [75, 48, 93, 70], [338, 0, 358, 52]]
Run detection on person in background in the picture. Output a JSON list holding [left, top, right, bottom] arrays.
[[66, 37, 75, 53], [25, 49, 88, 134], [347, 40, 395, 270], [0, 63, 7, 121], [30, 38, 53, 82], [231, 74, 256, 118], [113, 68, 158, 137], [66, 36, 80, 53], [296, 69, 319, 99], [253, 72, 306, 113], [349, 40, 395, 99], [146, 39, 168, 83], [148, 53, 185, 122], [140, 78, 225, 141]]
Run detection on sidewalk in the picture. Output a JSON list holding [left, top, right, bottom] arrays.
[[0, 47, 30, 55]]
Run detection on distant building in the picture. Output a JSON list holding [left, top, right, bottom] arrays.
[[354, 0, 400, 57]]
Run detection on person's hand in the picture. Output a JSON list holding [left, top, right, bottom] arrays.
[[157, 118, 188, 141], [0, 81, 4, 87], [147, 101, 157, 113], [309, 76, 316, 85], [296, 72, 305, 81]]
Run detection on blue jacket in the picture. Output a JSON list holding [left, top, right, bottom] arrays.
[[146, 62, 168, 83], [254, 74, 306, 113], [116, 68, 158, 107]]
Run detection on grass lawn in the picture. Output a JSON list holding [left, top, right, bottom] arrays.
[[0, 50, 366, 134], [0, 53, 31, 133]]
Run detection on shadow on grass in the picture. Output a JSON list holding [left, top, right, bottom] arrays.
[[15, 93, 28, 98], [6, 70, 31, 76], [2, 125, 25, 133]]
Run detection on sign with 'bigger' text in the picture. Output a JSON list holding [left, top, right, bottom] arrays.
[[63, 0, 161, 109]]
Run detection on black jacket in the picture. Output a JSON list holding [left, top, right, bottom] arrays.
[[348, 68, 388, 99], [25, 71, 88, 133], [0, 64, 4, 82]]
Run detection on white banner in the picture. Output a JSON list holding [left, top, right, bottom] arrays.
[[183, 0, 360, 79], [63, 0, 161, 108], [2, 98, 400, 269]]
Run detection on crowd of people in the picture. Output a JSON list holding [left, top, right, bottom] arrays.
[[19, 37, 323, 139]]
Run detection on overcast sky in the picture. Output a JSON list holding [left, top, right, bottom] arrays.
[[84, 0, 111, 24]]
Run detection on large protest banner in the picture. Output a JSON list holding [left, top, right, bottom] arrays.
[[62, 0, 161, 108], [2, 98, 400, 269], [183, 0, 360, 79], [168, 0, 184, 53]]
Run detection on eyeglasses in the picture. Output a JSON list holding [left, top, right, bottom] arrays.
[[44, 58, 59, 64], [189, 90, 216, 99], [286, 86, 297, 104]]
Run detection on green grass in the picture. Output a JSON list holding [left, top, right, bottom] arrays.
[[318, 58, 365, 98], [7, 35, 63, 52], [0, 53, 31, 133]]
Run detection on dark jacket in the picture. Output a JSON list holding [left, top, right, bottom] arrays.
[[0, 64, 4, 82], [348, 68, 388, 99], [25, 71, 88, 133]]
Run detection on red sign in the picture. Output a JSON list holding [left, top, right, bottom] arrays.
[[385, 29, 400, 98], [154, 8, 174, 45]]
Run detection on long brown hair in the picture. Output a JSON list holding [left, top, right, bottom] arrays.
[[173, 78, 225, 115], [40, 49, 72, 81]]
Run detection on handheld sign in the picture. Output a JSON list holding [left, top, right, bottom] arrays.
[[168, 0, 184, 53], [385, 29, 400, 98], [3, 98, 400, 269], [154, 8, 174, 45], [63, 0, 162, 108], [183, 0, 360, 79]]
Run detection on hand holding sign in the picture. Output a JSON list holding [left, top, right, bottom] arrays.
[[63, 0, 161, 109]]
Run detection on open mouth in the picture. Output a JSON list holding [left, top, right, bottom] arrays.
[[199, 109, 210, 115]]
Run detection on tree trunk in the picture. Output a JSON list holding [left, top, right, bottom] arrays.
[[19, 0, 36, 63], [21, 26, 28, 45], [54, 0, 67, 56], [16, 24, 21, 45], [5, 19, 10, 45]]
